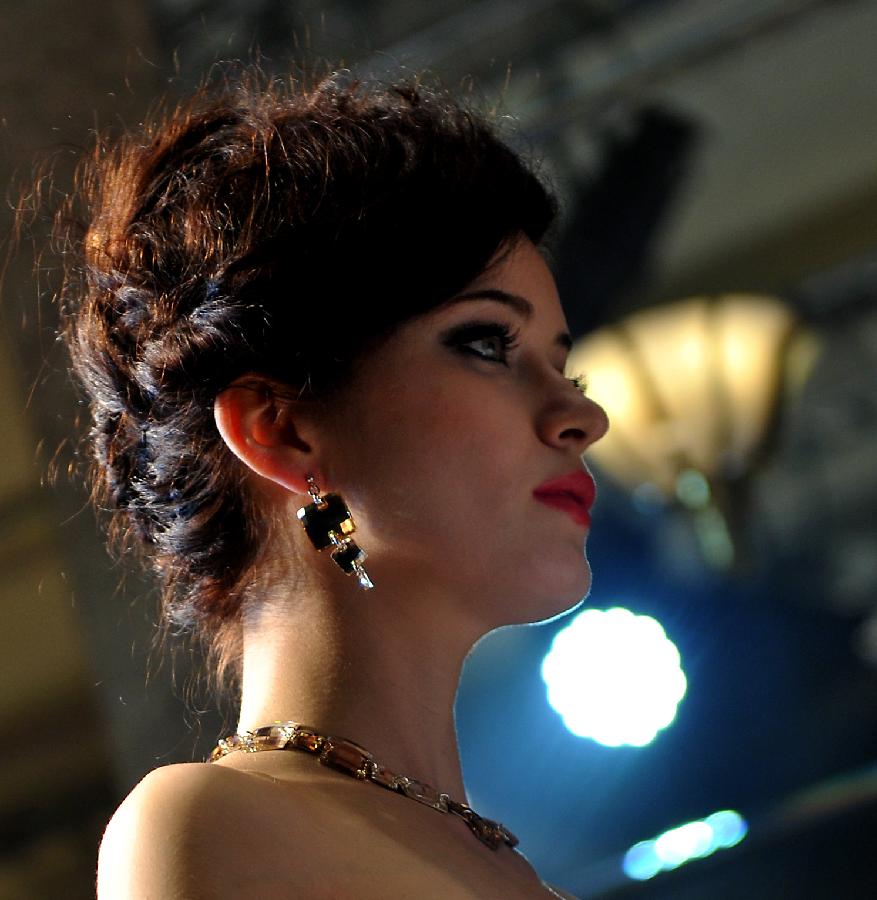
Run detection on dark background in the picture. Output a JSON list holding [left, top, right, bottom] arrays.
[[1, 0, 875, 897]]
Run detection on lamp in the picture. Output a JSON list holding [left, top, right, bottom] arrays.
[[569, 294, 819, 568]]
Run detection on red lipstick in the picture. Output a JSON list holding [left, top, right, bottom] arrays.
[[533, 469, 597, 528]]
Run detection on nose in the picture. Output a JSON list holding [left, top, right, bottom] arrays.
[[536, 389, 609, 455]]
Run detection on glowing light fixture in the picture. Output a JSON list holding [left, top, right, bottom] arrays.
[[623, 809, 748, 880], [541, 607, 687, 747], [567, 295, 819, 567]]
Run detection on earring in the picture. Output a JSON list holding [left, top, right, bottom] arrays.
[[297, 474, 374, 590]]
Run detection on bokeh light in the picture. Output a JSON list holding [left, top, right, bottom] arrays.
[[623, 810, 749, 880], [541, 607, 687, 747]]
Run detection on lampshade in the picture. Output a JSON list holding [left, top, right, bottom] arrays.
[[569, 294, 818, 500]]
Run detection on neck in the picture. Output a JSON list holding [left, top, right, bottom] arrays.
[[236, 566, 483, 803]]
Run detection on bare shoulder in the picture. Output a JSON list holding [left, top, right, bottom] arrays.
[[97, 761, 276, 900], [98, 759, 567, 899]]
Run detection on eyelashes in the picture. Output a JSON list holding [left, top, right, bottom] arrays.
[[442, 320, 521, 365], [566, 373, 589, 395], [442, 319, 588, 394]]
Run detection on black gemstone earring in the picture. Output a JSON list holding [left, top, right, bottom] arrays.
[[297, 474, 374, 590]]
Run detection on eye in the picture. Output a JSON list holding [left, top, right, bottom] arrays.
[[442, 321, 520, 365]]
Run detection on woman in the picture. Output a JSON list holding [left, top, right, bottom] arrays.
[[62, 66, 608, 898]]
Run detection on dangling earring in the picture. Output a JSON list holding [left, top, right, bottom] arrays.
[[296, 474, 374, 590]]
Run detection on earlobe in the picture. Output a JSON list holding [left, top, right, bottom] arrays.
[[213, 378, 316, 494]]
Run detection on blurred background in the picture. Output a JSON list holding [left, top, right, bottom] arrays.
[[1, 0, 876, 897]]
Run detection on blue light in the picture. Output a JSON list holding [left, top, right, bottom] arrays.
[[623, 810, 748, 880], [622, 841, 663, 881], [541, 607, 687, 747], [704, 810, 748, 848]]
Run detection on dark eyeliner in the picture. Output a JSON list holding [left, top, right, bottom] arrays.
[[440, 320, 520, 364]]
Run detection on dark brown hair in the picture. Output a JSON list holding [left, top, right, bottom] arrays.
[[56, 66, 557, 707]]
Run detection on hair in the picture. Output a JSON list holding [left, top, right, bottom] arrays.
[[55, 65, 557, 709]]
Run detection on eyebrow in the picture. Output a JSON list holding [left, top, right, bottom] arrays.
[[444, 289, 573, 351]]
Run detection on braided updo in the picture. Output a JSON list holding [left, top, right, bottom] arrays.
[[57, 66, 556, 706]]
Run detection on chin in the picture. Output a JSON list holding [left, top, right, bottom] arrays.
[[533, 592, 589, 627], [507, 558, 593, 627], [549, 567, 592, 617]]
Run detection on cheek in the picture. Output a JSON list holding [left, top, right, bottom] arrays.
[[331, 380, 592, 615], [338, 383, 521, 541]]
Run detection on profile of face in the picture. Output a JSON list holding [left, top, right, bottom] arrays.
[[317, 236, 609, 632]]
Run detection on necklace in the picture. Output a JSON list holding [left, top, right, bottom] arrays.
[[208, 721, 519, 851]]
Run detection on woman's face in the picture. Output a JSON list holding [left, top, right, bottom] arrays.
[[319, 236, 609, 628]]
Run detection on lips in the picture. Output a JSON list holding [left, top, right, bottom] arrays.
[[533, 470, 597, 528]]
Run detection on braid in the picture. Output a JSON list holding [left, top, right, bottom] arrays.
[[56, 65, 557, 706]]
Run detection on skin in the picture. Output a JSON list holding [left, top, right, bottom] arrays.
[[98, 235, 608, 899]]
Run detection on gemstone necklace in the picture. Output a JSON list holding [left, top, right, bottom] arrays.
[[209, 720, 518, 851]]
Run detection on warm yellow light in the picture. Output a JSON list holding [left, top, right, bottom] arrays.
[[569, 331, 678, 495], [572, 294, 817, 500], [713, 296, 796, 469]]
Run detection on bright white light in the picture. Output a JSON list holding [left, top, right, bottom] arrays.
[[541, 607, 687, 747], [623, 810, 749, 880], [654, 821, 714, 867]]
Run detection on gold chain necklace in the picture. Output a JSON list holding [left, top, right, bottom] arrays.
[[208, 721, 519, 851]]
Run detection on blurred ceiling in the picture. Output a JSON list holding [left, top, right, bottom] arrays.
[[1, 0, 875, 897]]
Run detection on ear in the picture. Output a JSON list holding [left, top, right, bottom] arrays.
[[213, 375, 321, 496]]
